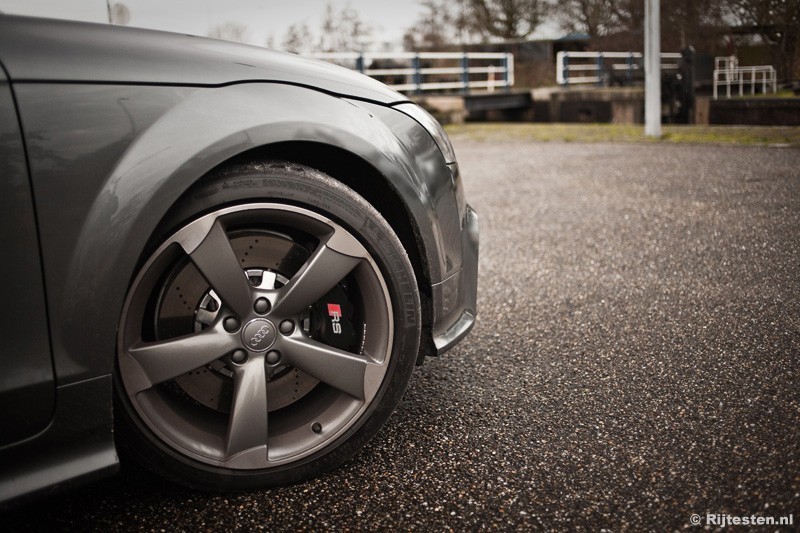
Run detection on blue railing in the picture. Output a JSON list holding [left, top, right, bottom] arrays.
[[556, 51, 682, 86], [307, 52, 514, 94]]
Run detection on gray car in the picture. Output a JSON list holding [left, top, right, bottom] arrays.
[[0, 15, 478, 502]]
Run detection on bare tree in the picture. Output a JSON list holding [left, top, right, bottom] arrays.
[[469, 0, 551, 40], [208, 21, 250, 43], [568, 0, 732, 52], [728, 0, 800, 79], [336, 3, 374, 51], [403, 0, 455, 50], [660, 0, 728, 50], [608, 0, 644, 34], [311, 2, 373, 52], [556, 0, 614, 38], [403, 0, 490, 49], [282, 22, 314, 54], [452, 0, 483, 44], [318, 3, 338, 52]]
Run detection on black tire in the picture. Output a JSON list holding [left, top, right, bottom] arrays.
[[115, 161, 421, 490]]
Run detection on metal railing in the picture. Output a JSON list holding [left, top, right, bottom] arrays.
[[556, 51, 682, 86], [713, 56, 777, 99], [307, 52, 514, 93]]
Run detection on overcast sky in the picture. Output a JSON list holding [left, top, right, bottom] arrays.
[[0, 0, 561, 49], [0, 0, 432, 48]]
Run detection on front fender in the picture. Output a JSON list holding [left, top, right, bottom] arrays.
[[18, 82, 444, 384]]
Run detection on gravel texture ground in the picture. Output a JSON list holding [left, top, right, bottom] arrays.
[[5, 140, 800, 530]]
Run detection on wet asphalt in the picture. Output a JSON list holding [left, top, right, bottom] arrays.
[[5, 140, 800, 530]]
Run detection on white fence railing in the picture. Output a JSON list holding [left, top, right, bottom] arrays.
[[307, 52, 514, 93], [556, 51, 682, 86], [713, 56, 777, 99]]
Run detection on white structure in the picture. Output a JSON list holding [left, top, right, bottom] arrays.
[[713, 56, 777, 99]]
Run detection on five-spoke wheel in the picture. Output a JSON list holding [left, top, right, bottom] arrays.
[[115, 163, 420, 488]]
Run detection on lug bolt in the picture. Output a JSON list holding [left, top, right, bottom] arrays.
[[266, 350, 281, 365], [279, 320, 294, 335], [231, 349, 247, 364], [311, 422, 322, 434], [254, 297, 271, 314], [223, 316, 240, 332]]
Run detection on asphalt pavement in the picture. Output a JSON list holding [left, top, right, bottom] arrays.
[[6, 140, 800, 530]]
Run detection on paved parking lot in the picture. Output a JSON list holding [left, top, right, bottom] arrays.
[[6, 140, 800, 530]]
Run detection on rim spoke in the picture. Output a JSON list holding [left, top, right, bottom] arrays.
[[271, 241, 361, 317], [281, 335, 370, 399], [126, 326, 235, 392], [254, 270, 277, 290], [225, 355, 268, 461], [195, 308, 217, 327], [183, 220, 252, 319]]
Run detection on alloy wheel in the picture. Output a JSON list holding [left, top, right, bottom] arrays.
[[118, 203, 393, 469]]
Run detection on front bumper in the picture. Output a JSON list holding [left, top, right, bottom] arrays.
[[356, 99, 478, 357], [431, 204, 479, 355]]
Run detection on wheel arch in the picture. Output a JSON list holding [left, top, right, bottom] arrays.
[[167, 141, 437, 364]]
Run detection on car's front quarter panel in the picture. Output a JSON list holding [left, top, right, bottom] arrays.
[[16, 83, 197, 385], [15, 82, 453, 387]]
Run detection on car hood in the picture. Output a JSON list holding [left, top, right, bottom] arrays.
[[0, 15, 409, 105]]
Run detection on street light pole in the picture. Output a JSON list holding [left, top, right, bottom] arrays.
[[644, 0, 661, 137]]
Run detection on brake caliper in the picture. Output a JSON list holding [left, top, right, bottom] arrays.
[[310, 284, 357, 352]]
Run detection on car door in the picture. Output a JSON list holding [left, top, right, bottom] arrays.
[[0, 66, 55, 447]]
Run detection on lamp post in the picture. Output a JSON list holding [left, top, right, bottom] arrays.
[[644, 0, 661, 137]]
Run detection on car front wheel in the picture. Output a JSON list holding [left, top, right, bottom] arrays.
[[115, 161, 421, 489]]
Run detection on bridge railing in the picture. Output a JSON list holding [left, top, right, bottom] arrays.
[[306, 52, 514, 93], [556, 51, 682, 86]]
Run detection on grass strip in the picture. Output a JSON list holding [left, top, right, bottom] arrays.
[[445, 123, 800, 147]]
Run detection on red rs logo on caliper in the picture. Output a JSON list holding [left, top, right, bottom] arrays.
[[327, 304, 342, 334]]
